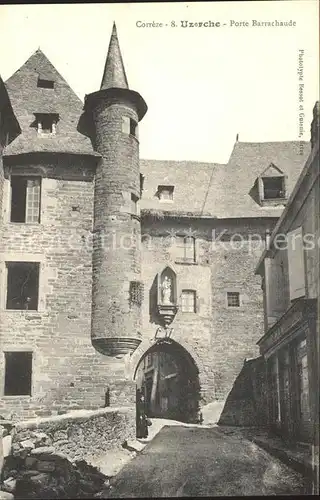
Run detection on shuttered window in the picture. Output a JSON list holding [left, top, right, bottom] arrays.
[[287, 227, 306, 300]]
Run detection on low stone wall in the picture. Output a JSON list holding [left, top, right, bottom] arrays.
[[13, 407, 135, 463], [1, 407, 136, 499]]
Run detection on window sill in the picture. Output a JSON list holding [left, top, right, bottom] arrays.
[[260, 198, 287, 206], [2, 395, 32, 399], [3, 309, 43, 316], [7, 222, 42, 226]]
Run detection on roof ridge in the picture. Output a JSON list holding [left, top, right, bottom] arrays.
[[140, 158, 226, 166], [235, 139, 310, 145]]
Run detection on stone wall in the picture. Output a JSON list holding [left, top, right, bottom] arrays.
[[13, 407, 135, 462], [1, 153, 277, 419], [1, 407, 135, 499], [218, 356, 268, 426], [0, 157, 134, 419], [139, 216, 276, 405]]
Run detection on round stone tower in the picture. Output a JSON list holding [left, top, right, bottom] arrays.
[[84, 23, 147, 357]]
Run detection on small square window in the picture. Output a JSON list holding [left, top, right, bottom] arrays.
[[36, 113, 58, 135], [4, 351, 33, 396], [10, 176, 41, 223], [6, 262, 40, 310], [158, 185, 174, 201], [227, 292, 240, 307], [181, 290, 197, 313], [37, 78, 54, 89], [262, 177, 286, 200]]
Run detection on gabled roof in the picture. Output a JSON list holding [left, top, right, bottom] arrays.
[[140, 141, 311, 219], [3, 49, 97, 157], [260, 162, 284, 177]]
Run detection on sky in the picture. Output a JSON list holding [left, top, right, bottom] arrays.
[[0, 1, 318, 163]]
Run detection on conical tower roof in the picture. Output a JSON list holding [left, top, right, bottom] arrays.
[[100, 23, 129, 90]]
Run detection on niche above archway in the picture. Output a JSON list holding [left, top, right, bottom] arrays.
[[156, 266, 178, 327]]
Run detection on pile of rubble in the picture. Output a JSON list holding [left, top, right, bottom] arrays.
[[1, 419, 111, 499]]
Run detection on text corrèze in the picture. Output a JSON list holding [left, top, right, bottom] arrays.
[[136, 20, 297, 28]]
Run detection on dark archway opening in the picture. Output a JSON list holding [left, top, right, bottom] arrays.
[[135, 339, 201, 426]]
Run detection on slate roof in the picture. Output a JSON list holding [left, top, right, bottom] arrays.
[[3, 49, 98, 157], [0, 76, 21, 142], [100, 22, 129, 91], [140, 141, 311, 219], [1, 48, 311, 220]]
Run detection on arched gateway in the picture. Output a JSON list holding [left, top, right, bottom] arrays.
[[134, 338, 201, 424]]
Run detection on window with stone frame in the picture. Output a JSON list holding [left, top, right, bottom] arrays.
[[10, 176, 41, 223], [157, 185, 174, 201], [181, 290, 197, 313], [122, 116, 138, 138], [176, 235, 196, 263], [4, 351, 33, 396], [6, 262, 40, 311], [227, 291, 240, 307]]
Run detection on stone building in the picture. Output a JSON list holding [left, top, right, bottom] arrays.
[[0, 24, 311, 424], [255, 101, 319, 446]]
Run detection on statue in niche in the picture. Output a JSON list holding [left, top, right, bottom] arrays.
[[161, 275, 172, 305]]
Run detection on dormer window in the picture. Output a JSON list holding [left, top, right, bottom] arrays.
[[262, 177, 286, 200], [37, 78, 54, 89], [257, 163, 287, 206], [35, 113, 59, 135], [157, 185, 174, 202]]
